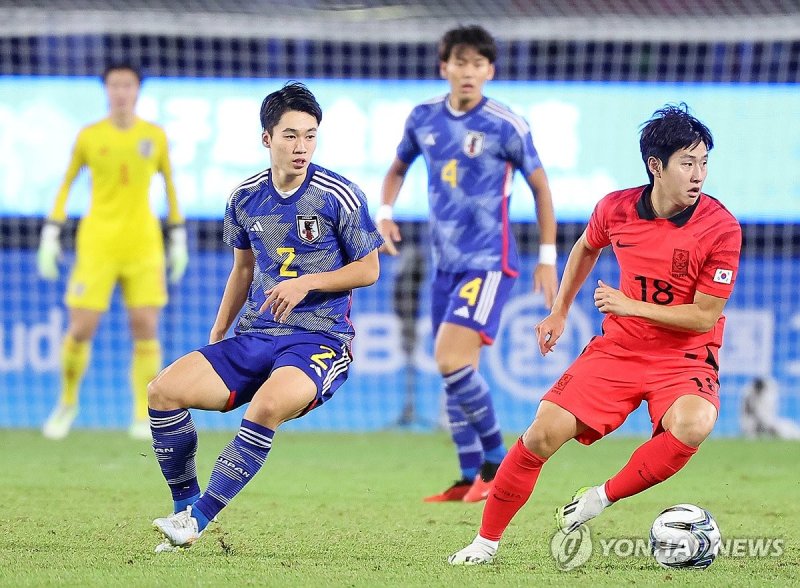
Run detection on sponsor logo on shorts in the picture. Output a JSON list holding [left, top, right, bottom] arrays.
[[671, 248, 690, 278], [552, 373, 573, 393], [453, 306, 471, 319]]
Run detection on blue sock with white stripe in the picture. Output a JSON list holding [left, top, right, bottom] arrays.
[[191, 419, 274, 531], [149, 408, 201, 513], [446, 391, 482, 480], [445, 366, 507, 464]]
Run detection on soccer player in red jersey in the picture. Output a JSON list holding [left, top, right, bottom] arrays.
[[448, 103, 741, 565]]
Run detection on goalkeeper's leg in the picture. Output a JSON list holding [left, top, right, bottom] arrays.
[[129, 306, 162, 439], [43, 309, 101, 440]]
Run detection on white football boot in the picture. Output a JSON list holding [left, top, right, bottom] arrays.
[[153, 506, 203, 548], [447, 536, 498, 565], [42, 403, 78, 440], [556, 485, 609, 534]]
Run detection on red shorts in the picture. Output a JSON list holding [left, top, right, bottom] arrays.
[[542, 336, 721, 445]]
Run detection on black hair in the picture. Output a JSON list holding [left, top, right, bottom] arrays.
[[639, 103, 714, 183], [260, 81, 323, 134], [102, 63, 142, 84], [438, 25, 497, 63]]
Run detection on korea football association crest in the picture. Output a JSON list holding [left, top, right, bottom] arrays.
[[671, 248, 690, 278], [463, 131, 485, 158], [138, 139, 154, 158], [296, 215, 321, 244]]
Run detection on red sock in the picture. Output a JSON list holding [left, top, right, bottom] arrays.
[[479, 438, 547, 541], [604, 430, 697, 502]]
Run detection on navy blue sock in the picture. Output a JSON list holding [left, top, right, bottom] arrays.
[[445, 366, 506, 463], [149, 408, 201, 512], [445, 391, 482, 480], [174, 494, 200, 514], [192, 419, 273, 531]]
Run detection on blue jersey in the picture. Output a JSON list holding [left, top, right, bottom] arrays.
[[397, 95, 543, 276], [223, 163, 383, 344]]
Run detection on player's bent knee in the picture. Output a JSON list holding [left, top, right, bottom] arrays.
[[667, 407, 717, 447], [522, 421, 562, 459], [246, 398, 297, 429], [434, 349, 474, 375], [147, 374, 182, 410]]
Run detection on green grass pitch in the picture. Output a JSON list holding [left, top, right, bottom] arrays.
[[0, 430, 797, 587]]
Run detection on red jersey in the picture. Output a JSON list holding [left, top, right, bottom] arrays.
[[585, 185, 741, 355]]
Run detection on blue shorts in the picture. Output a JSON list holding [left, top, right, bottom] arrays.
[[431, 269, 516, 345], [198, 331, 351, 415]]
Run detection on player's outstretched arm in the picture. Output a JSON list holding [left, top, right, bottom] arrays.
[[526, 167, 559, 308], [209, 247, 254, 343], [376, 157, 410, 255], [261, 249, 380, 323], [594, 284, 728, 333], [535, 231, 602, 355]]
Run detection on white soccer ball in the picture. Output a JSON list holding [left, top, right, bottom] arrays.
[[649, 504, 721, 569]]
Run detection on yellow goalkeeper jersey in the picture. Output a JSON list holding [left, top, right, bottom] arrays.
[[49, 117, 183, 259]]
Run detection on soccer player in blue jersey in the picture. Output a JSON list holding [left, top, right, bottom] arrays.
[[146, 82, 383, 550], [378, 25, 559, 503]]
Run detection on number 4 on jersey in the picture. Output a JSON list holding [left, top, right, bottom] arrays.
[[441, 159, 458, 189], [459, 277, 482, 306]]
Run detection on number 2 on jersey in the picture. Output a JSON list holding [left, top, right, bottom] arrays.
[[441, 159, 458, 189], [277, 247, 298, 277], [458, 277, 483, 306], [310, 345, 336, 371]]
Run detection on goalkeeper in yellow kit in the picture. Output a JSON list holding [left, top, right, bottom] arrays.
[[37, 63, 188, 440]]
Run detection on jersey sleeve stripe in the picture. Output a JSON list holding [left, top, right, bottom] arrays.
[[310, 179, 358, 213], [311, 174, 360, 213], [228, 169, 270, 204], [484, 101, 530, 138], [312, 171, 360, 207], [422, 94, 447, 105]]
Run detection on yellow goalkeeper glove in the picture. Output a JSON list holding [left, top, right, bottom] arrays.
[[37, 222, 62, 280], [167, 225, 189, 284]]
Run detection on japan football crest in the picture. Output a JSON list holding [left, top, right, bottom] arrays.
[[296, 215, 321, 243], [138, 139, 154, 158], [463, 131, 485, 158]]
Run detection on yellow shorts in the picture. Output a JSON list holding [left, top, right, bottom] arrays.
[[66, 252, 167, 311]]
